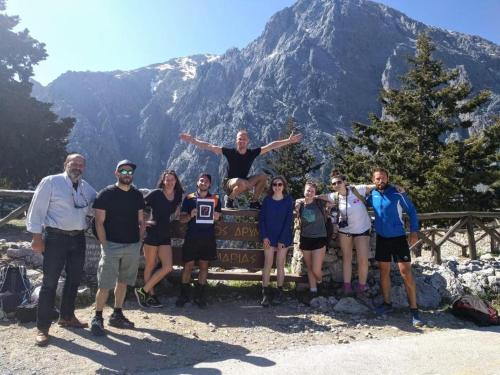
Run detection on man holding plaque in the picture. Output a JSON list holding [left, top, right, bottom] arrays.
[[176, 173, 221, 308]]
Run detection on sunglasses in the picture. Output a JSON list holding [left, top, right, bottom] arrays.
[[272, 182, 284, 187], [332, 181, 343, 186], [119, 169, 134, 176]]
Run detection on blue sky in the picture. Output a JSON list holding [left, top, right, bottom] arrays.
[[7, 0, 499, 85]]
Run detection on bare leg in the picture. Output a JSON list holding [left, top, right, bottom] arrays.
[[114, 282, 128, 309], [247, 173, 267, 201], [227, 178, 250, 199], [198, 260, 209, 285], [378, 261, 392, 304], [339, 234, 354, 284], [302, 250, 316, 289], [311, 247, 326, 284], [276, 247, 289, 287], [398, 262, 417, 309], [143, 244, 159, 292], [262, 246, 275, 287], [181, 261, 195, 284], [143, 245, 173, 294], [353, 235, 370, 286], [95, 289, 109, 312]]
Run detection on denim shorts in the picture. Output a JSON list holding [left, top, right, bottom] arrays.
[[97, 241, 141, 289]]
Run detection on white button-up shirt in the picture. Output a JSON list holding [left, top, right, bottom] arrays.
[[26, 172, 97, 233]]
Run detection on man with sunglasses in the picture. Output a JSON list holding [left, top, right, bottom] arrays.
[[180, 130, 302, 209], [90, 160, 146, 336], [27, 153, 97, 346]]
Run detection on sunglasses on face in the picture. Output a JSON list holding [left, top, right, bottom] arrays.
[[119, 169, 134, 176], [272, 182, 284, 187]]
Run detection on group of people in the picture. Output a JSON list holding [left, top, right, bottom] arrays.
[[26, 129, 423, 348]]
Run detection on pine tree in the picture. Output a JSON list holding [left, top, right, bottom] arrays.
[[331, 33, 492, 211], [265, 117, 319, 199], [0, 0, 74, 188]]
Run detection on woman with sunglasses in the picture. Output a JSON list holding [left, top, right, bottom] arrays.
[[135, 170, 184, 308], [258, 176, 294, 307], [295, 181, 330, 304], [316, 170, 373, 299]]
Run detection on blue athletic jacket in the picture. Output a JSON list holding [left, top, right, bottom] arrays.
[[367, 185, 419, 238]]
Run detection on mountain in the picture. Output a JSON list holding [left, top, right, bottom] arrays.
[[32, 0, 500, 191]]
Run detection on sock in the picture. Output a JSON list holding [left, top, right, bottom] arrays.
[[343, 282, 352, 292], [113, 308, 123, 315], [310, 288, 318, 293], [95, 311, 103, 318]]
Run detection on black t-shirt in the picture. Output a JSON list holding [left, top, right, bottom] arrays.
[[93, 185, 146, 243], [221, 147, 261, 179], [144, 189, 181, 233]]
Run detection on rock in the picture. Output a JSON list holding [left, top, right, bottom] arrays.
[[390, 285, 409, 308], [480, 254, 495, 261], [487, 276, 500, 293], [478, 268, 495, 277], [459, 273, 485, 294], [327, 296, 339, 306], [310, 296, 330, 312], [333, 297, 371, 314], [431, 268, 464, 302], [415, 278, 441, 309], [6, 247, 33, 259]]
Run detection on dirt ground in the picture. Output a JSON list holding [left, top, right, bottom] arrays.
[[0, 282, 479, 375]]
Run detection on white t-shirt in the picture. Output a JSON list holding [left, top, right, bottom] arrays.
[[328, 185, 371, 234]]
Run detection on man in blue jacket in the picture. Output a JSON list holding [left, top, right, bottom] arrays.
[[367, 168, 424, 327]]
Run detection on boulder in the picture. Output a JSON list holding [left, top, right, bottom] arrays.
[[415, 277, 441, 308], [333, 297, 371, 314]]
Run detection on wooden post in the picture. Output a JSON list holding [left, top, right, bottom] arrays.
[[466, 216, 477, 260]]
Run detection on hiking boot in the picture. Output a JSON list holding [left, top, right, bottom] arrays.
[[58, 316, 88, 328], [224, 195, 235, 209], [176, 283, 191, 307], [374, 302, 394, 315], [194, 283, 208, 309], [90, 316, 106, 337], [134, 287, 150, 308], [109, 312, 135, 329], [35, 329, 49, 347], [272, 288, 286, 305], [146, 295, 163, 308], [261, 287, 272, 308], [249, 201, 261, 210]]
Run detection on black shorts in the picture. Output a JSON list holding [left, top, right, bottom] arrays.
[[182, 237, 217, 263], [375, 235, 411, 263], [300, 236, 327, 251], [143, 227, 171, 246], [339, 229, 371, 238]]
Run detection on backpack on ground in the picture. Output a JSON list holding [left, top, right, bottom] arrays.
[[451, 295, 500, 326], [0, 264, 32, 314]]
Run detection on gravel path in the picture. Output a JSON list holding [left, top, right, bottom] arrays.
[[0, 285, 480, 375]]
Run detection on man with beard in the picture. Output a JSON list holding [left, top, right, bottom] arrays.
[[180, 130, 302, 209], [27, 153, 97, 346], [367, 168, 424, 327], [90, 160, 145, 336], [176, 173, 221, 308]]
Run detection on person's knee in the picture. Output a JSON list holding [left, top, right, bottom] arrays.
[[160, 264, 173, 275]]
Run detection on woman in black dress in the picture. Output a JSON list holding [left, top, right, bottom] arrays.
[[135, 170, 183, 308]]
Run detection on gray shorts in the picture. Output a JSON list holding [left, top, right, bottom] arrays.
[[97, 241, 141, 289]]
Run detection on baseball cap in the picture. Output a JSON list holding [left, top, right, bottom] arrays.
[[116, 159, 137, 171]]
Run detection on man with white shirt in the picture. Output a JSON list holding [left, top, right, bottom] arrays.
[[26, 153, 97, 346]]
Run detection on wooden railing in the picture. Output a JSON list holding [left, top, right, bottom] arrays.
[[2, 189, 499, 268]]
